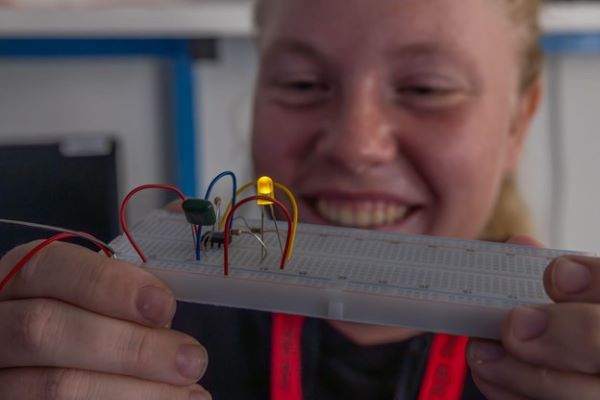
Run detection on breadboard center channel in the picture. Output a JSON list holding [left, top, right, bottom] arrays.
[[110, 210, 588, 339]]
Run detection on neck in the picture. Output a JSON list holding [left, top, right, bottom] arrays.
[[327, 320, 422, 346]]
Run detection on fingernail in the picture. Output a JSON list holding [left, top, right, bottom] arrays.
[[190, 391, 211, 400], [176, 344, 208, 379], [470, 341, 505, 364], [552, 259, 591, 294], [511, 306, 548, 341], [136, 286, 176, 326]]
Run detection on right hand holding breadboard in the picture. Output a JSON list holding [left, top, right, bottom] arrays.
[[469, 235, 600, 400]]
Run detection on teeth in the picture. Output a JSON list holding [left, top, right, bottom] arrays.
[[356, 210, 370, 227], [316, 199, 409, 228], [374, 202, 385, 226], [339, 208, 355, 226], [386, 205, 396, 222]]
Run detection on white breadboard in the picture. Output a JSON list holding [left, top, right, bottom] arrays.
[[110, 210, 589, 339]]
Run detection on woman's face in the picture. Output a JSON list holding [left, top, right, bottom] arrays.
[[252, 0, 538, 239]]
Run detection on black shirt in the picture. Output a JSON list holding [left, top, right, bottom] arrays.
[[314, 321, 430, 400], [173, 302, 486, 400]]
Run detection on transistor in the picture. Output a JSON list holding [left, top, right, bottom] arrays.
[[202, 231, 232, 249]]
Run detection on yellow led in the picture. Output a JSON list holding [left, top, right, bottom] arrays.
[[257, 176, 275, 206]]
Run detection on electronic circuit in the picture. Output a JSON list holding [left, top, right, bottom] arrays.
[[109, 209, 587, 339]]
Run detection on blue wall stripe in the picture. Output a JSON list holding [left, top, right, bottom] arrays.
[[543, 33, 600, 55], [4, 34, 600, 57], [0, 38, 185, 58], [3, 34, 600, 57]]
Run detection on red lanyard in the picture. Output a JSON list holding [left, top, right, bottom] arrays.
[[418, 333, 469, 400], [271, 313, 468, 400], [271, 313, 306, 399]]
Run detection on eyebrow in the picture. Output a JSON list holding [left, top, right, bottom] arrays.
[[261, 37, 330, 64], [264, 39, 473, 64], [387, 42, 478, 70], [387, 42, 482, 84], [389, 42, 459, 57]]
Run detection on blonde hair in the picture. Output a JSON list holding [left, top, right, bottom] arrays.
[[253, 0, 542, 241], [484, 0, 542, 240], [502, 0, 543, 94], [480, 175, 532, 241]]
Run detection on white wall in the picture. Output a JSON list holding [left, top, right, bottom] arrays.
[[555, 55, 600, 252], [520, 73, 553, 248], [520, 55, 600, 253], [0, 58, 171, 223], [196, 38, 257, 200]]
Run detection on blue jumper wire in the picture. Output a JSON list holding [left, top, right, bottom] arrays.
[[196, 171, 238, 261]]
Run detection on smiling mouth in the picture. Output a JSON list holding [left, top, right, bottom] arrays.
[[311, 197, 415, 229]]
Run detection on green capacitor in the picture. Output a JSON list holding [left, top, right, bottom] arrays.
[[182, 199, 217, 226]]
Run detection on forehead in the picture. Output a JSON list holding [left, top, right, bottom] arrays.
[[259, 0, 514, 61]]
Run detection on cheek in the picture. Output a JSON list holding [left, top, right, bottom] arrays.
[[413, 108, 513, 236], [428, 145, 505, 238], [251, 101, 320, 183], [433, 138, 505, 200]]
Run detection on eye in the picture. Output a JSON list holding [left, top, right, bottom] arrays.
[[394, 79, 467, 110], [269, 77, 331, 107], [398, 84, 456, 97], [282, 80, 325, 92]]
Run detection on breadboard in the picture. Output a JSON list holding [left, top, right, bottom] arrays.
[[110, 210, 589, 339]]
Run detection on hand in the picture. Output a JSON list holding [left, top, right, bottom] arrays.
[[0, 241, 211, 399], [468, 235, 600, 399]]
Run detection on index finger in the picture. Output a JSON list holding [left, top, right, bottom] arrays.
[[505, 234, 544, 248], [544, 255, 600, 303], [165, 200, 184, 213], [0, 241, 176, 327]]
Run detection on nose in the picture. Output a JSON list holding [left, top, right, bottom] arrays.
[[316, 76, 397, 174]]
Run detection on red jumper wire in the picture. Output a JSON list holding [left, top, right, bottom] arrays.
[[0, 232, 113, 292], [223, 195, 293, 276], [120, 184, 187, 263]]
